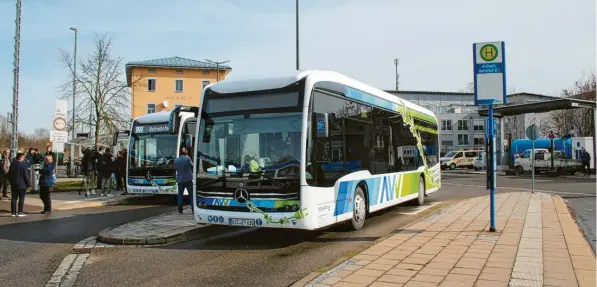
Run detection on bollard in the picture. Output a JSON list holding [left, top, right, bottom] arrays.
[[29, 163, 41, 192]]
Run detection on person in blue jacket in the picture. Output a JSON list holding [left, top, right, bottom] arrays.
[[39, 155, 56, 214]]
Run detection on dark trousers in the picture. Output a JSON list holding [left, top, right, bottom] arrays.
[[116, 171, 126, 190], [177, 181, 194, 212], [0, 175, 8, 197], [96, 173, 103, 190], [10, 187, 26, 214], [40, 186, 52, 211], [582, 161, 591, 175]]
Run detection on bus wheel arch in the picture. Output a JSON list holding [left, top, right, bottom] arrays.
[[349, 183, 368, 231]]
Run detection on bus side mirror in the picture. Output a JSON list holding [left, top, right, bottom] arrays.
[[314, 113, 329, 138]]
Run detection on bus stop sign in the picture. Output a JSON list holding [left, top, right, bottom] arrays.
[[526, 124, 540, 140]]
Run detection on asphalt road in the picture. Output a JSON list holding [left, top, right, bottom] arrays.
[[0, 200, 173, 287]]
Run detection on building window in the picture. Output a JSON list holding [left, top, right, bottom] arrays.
[[473, 120, 484, 131], [474, 138, 484, 146], [175, 79, 183, 92], [176, 69, 183, 74], [147, 79, 156, 92], [458, 134, 469, 145], [202, 80, 210, 89], [148, 68, 156, 73], [147, 103, 156, 114], [203, 71, 209, 75], [441, 120, 452, 131], [457, 120, 468, 131], [441, 140, 453, 147]]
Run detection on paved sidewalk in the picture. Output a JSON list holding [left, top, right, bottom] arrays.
[[298, 192, 595, 287], [97, 207, 207, 245]]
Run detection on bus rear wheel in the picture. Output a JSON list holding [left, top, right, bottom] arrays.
[[350, 187, 367, 231]]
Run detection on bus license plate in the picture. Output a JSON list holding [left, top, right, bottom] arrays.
[[229, 218, 255, 227]]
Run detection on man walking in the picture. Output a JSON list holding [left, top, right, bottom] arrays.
[[8, 152, 29, 217], [581, 147, 591, 176], [39, 155, 56, 214], [0, 148, 10, 200], [81, 148, 96, 196], [173, 148, 194, 214]]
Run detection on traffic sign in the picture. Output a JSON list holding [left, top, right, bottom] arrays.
[[50, 130, 68, 143], [473, 41, 507, 106], [526, 124, 541, 140]]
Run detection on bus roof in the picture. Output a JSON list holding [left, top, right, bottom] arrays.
[[133, 110, 196, 124], [209, 70, 436, 122]]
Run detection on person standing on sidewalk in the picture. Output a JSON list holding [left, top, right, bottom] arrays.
[[8, 153, 29, 217], [25, 148, 35, 169], [0, 148, 10, 200], [38, 155, 56, 214], [43, 145, 56, 165], [95, 146, 105, 193], [115, 150, 128, 195], [81, 148, 96, 197], [581, 147, 591, 176], [98, 148, 115, 197], [173, 147, 194, 214]]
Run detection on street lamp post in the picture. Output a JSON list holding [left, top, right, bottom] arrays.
[[296, 0, 299, 70], [205, 59, 230, 82], [70, 27, 77, 175], [394, 58, 399, 91]]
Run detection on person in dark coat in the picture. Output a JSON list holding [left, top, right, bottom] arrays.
[[8, 152, 30, 217], [98, 148, 115, 197], [81, 148, 96, 196], [581, 147, 591, 176], [115, 150, 128, 195], [95, 146, 105, 192], [38, 155, 56, 214], [43, 146, 57, 165]]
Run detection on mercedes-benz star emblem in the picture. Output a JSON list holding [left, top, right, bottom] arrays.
[[145, 171, 153, 182], [233, 188, 249, 204]]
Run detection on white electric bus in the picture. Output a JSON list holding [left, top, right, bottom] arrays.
[[114, 106, 198, 195], [193, 71, 440, 230]]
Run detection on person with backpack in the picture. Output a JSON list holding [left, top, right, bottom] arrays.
[[0, 148, 10, 200], [38, 155, 56, 214], [98, 148, 115, 197]]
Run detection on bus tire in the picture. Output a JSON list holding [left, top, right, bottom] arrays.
[[350, 187, 367, 231], [449, 163, 456, 170], [418, 177, 425, 206]]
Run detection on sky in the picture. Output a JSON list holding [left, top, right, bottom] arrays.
[[0, 0, 595, 133]]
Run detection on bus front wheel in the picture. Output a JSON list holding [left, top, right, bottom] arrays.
[[350, 187, 367, 231], [418, 177, 425, 206]]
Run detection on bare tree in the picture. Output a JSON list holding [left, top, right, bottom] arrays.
[[0, 115, 10, 149], [58, 34, 138, 146], [459, 82, 474, 93], [547, 72, 596, 137]]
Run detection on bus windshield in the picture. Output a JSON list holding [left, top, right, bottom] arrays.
[[197, 111, 303, 178], [129, 132, 177, 169]]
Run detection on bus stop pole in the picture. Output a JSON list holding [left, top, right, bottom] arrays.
[[488, 104, 496, 232]]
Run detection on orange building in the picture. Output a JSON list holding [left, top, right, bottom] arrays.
[[125, 56, 231, 119]]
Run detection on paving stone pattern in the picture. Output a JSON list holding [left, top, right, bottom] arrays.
[[298, 192, 596, 287]]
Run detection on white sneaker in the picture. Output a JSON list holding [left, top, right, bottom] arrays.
[[17, 213, 27, 217], [106, 194, 114, 197], [100, 193, 106, 197], [91, 190, 97, 195]]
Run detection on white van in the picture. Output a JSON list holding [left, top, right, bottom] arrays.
[[440, 150, 482, 170]]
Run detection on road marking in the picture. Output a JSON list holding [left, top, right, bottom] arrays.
[[399, 202, 442, 215], [444, 183, 596, 197]]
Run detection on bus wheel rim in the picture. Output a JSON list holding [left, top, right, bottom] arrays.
[[418, 180, 424, 204], [354, 194, 365, 223]]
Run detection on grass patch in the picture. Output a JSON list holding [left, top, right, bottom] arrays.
[[53, 180, 84, 192]]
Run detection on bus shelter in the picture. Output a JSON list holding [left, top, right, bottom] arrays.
[[478, 98, 597, 172]]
